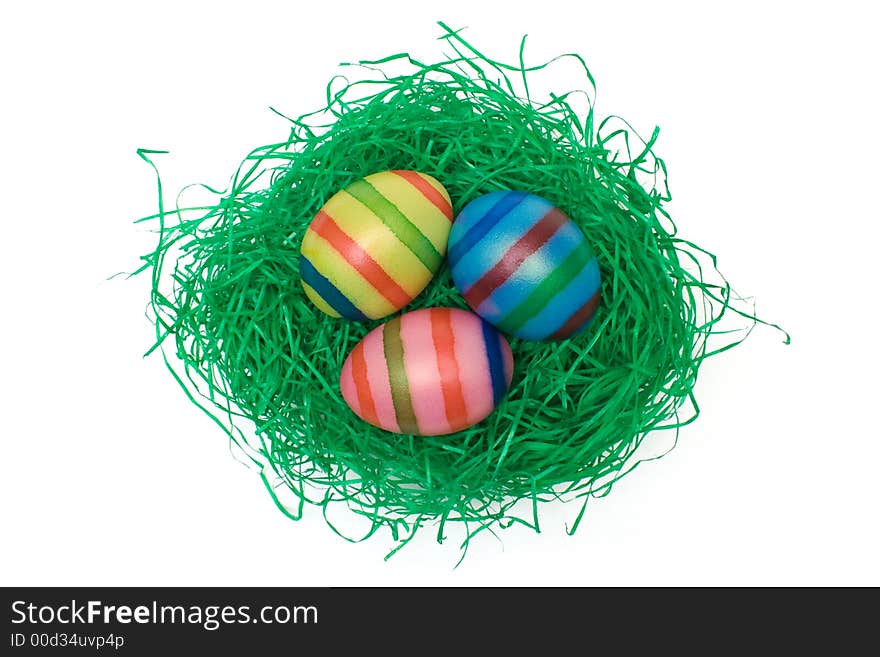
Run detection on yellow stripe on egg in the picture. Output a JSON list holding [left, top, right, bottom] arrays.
[[301, 231, 398, 319], [420, 171, 452, 199], [301, 281, 341, 318], [365, 172, 450, 253], [321, 191, 434, 298]]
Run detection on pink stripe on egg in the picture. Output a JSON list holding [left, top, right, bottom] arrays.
[[361, 327, 400, 433], [339, 355, 360, 416], [501, 337, 514, 387], [400, 309, 449, 436], [448, 309, 495, 426]]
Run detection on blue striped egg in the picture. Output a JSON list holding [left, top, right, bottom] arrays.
[[448, 191, 601, 341]]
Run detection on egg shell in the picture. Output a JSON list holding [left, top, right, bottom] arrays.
[[448, 191, 601, 341], [300, 170, 453, 321], [340, 308, 514, 436]]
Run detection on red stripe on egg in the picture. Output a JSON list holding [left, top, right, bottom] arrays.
[[430, 309, 470, 433], [463, 207, 569, 310], [446, 309, 497, 429], [309, 210, 413, 309], [549, 289, 601, 340], [391, 170, 454, 221], [350, 341, 380, 427]]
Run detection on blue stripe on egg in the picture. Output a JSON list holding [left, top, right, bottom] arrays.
[[448, 191, 529, 267], [299, 257, 369, 321], [451, 193, 554, 290], [480, 319, 507, 406], [469, 221, 581, 319], [516, 256, 601, 340]]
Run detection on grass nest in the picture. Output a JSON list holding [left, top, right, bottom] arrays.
[[135, 23, 784, 558]]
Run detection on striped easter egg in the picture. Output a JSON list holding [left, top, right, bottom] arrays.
[[340, 308, 514, 436], [300, 170, 453, 320], [448, 191, 601, 341]]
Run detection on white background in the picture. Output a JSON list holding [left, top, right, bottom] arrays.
[[1, 1, 877, 586]]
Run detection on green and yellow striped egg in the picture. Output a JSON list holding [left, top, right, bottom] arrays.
[[300, 170, 454, 321]]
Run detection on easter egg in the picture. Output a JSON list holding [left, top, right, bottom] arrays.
[[448, 191, 601, 341], [300, 170, 453, 320], [340, 308, 514, 436]]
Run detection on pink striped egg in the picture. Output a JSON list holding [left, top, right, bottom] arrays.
[[340, 308, 514, 436]]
